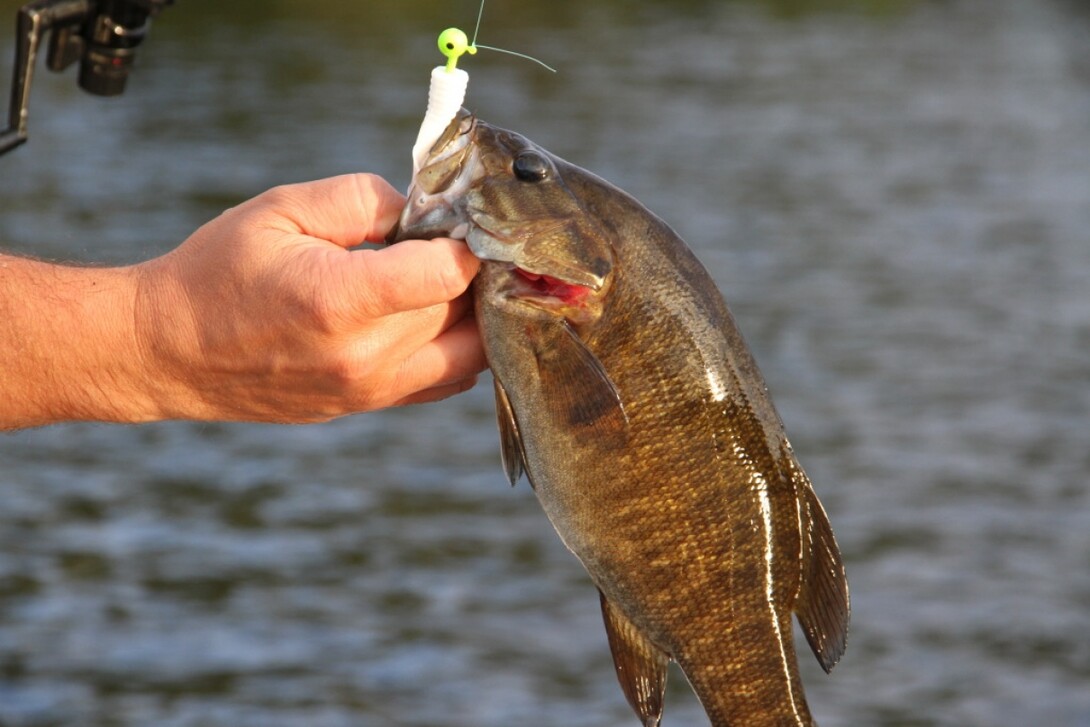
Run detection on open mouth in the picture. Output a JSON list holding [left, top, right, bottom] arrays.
[[509, 267, 593, 308]]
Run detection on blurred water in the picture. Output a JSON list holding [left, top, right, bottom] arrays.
[[1, 0, 1089, 725]]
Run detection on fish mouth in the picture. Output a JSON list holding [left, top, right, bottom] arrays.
[[488, 264, 598, 325], [468, 218, 602, 321], [510, 267, 593, 304]]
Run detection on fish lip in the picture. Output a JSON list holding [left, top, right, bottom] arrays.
[[514, 259, 606, 292], [390, 112, 479, 243], [414, 111, 477, 195]]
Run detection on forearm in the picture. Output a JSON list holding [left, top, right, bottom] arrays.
[[0, 253, 157, 429]]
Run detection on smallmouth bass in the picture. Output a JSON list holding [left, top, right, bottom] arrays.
[[390, 110, 849, 727]]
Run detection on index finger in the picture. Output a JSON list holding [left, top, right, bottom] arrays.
[[260, 173, 407, 248]]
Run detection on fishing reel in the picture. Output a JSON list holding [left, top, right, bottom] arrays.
[[0, 0, 174, 156]]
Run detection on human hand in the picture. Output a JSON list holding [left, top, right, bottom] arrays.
[[133, 173, 485, 423]]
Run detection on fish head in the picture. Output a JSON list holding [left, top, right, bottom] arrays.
[[392, 109, 615, 327]]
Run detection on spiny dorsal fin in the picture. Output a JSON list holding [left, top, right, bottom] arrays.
[[793, 470, 850, 672], [492, 376, 525, 486], [599, 590, 669, 727]]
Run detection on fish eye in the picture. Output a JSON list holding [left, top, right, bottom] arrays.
[[512, 151, 549, 182]]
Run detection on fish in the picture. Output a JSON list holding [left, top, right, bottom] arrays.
[[389, 109, 849, 727]]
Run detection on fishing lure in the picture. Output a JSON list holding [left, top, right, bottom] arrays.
[[410, 28, 475, 176], [410, 4, 555, 176]]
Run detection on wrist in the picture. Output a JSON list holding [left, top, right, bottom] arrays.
[[70, 264, 166, 424], [129, 253, 210, 422]]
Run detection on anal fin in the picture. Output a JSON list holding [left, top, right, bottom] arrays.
[[794, 473, 850, 673], [599, 591, 669, 727]]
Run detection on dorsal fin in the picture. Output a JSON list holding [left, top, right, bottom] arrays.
[[793, 470, 850, 672], [599, 591, 669, 727]]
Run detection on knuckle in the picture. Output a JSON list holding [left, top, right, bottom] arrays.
[[325, 345, 391, 409], [306, 288, 347, 334], [326, 354, 363, 390], [258, 183, 298, 207]]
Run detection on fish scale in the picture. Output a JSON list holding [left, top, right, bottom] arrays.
[[391, 109, 849, 726]]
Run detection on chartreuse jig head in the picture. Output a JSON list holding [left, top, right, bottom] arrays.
[[438, 27, 477, 72]]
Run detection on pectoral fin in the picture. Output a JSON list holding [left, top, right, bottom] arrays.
[[492, 377, 526, 487], [794, 473, 851, 673], [534, 321, 628, 447], [600, 591, 669, 727]]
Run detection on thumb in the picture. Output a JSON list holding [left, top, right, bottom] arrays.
[[332, 237, 482, 320], [257, 173, 407, 248]]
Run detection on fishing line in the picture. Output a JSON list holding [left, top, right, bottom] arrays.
[[467, 0, 557, 72], [472, 43, 557, 73], [471, 0, 486, 48]]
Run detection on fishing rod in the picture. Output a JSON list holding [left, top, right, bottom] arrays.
[[0, 0, 174, 157]]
